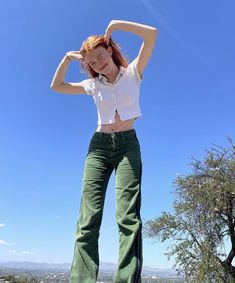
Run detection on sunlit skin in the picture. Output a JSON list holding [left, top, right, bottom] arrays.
[[85, 46, 119, 83], [50, 20, 157, 279], [85, 46, 135, 132], [50, 20, 157, 133]]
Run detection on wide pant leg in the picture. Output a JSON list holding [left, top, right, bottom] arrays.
[[70, 148, 113, 283], [114, 136, 142, 283], [70, 129, 143, 283]]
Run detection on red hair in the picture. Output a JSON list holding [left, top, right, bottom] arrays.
[[80, 35, 128, 78]]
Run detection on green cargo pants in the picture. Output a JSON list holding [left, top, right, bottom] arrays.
[[70, 129, 143, 283]]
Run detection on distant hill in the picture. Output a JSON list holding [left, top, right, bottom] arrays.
[[0, 261, 178, 277]]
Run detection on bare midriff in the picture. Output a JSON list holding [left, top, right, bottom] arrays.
[[96, 111, 135, 133]]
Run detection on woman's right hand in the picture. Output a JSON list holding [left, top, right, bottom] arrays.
[[66, 51, 84, 61], [66, 51, 88, 68]]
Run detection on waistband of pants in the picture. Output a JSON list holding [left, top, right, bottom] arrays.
[[92, 128, 137, 141]]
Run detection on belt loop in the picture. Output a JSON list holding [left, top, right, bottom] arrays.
[[121, 132, 126, 142], [99, 132, 103, 141]]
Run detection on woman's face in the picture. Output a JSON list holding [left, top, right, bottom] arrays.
[[85, 46, 114, 74]]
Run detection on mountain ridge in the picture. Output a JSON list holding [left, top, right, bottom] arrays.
[[0, 260, 177, 275]]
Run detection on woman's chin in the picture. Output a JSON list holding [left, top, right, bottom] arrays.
[[101, 66, 114, 76], [100, 65, 110, 72]]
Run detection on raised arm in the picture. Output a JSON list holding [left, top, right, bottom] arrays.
[[50, 51, 86, 95], [104, 20, 158, 78]]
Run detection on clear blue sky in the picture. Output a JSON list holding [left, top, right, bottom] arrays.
[[0, 0, 235, 269]]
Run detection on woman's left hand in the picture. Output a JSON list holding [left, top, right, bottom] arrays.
[[104, 20, 118, 45]]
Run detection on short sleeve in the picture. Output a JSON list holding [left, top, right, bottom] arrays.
[[82, 79, 95, 95], [128, 58, 143, 82]]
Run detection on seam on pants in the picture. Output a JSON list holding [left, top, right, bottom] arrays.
[[134, 159, 142, 283]]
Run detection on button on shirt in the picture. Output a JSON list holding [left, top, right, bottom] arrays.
[[82, 58, 143, 125]]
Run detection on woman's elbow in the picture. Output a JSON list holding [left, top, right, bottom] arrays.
[[50, 83, 60, 93], [152, 28, 158, 38], [50, 85, 56, 91], [144, 29, 157, 45], [50, 82, 61, 91]]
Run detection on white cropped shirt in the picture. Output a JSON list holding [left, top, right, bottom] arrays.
[[82, 58, 143, 125]]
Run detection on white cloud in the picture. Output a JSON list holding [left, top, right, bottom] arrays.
[[21, 250, 37, 256], [0, 224, 5, 228], [5, 249, 38, 261], [6, 250, 18, 255], [7, 250, 37, 256], [0, 240, 11, 246]]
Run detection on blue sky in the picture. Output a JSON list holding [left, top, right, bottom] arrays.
[[0, 0, 235, 270]]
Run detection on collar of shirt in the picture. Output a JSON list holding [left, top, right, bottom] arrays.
[[98, 66, 125, 85]]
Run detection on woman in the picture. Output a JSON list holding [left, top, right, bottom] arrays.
[[50, 20, 157, 283]]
